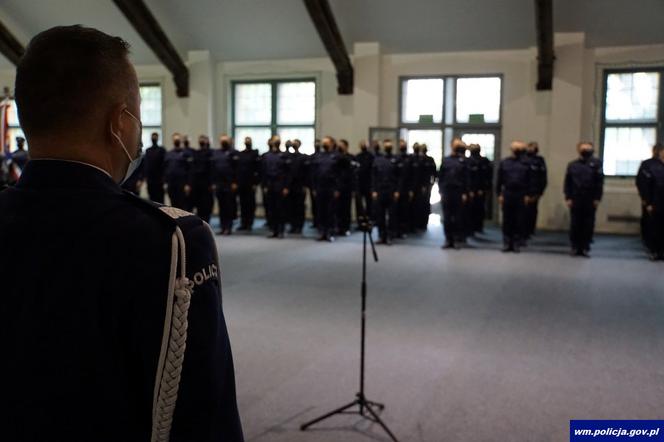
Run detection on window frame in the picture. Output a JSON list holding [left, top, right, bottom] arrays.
[[139, 82, 164, 146], [231, 78, 317, 146], [599, 67, 664, 178], [397, 74, 503, 161]]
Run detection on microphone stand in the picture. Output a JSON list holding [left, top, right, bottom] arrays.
[[300, 215, 399, 442]]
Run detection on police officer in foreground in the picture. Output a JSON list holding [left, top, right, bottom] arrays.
[[312, 136, 342, 242], [564, 141, 604, 257], [525, 141, 547, 238], [261, 135, 290, 238], [190, 134, 214, 223], [467, 143, 492, 234], [0, 25, 243, 441], [636, 143, 660, 256], [212, 134, 239, 235], [143, 131, 166, 203], [236, 136, 260, 231], [164, 132, 192, 209], [286, 139, 307, 234], [438, 138, 470, 250], [497, 140, 536, 253], [371, 140, 402, 245], [640, 143, 664, 261]]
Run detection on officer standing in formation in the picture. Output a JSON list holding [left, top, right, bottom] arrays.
[[336, 139, 355, 236], [286, 139, 308, 234], [164, 132, 192, 210], [564, 141, 604, 257], [467, 143, 493, 234], [213, 134, 239, 235], [190, 134, 214, 223], [143, 131, 166, 203], [497, 141, 536, 252], [355, 140, 375, 219], [411, 142, 437, 231], [236, 136, 260, 231], [525, 141, 548, 238], [396, 139, 413, 237], [636, 143, 664, 261], [371, 139, 402, 244], [261, 135, 290, 238], [311, 136, 343, 241], [438, 138, 470, 249]]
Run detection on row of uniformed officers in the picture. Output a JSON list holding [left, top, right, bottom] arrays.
[[72, 131, 663, 259], [124, 132, 441, 242]]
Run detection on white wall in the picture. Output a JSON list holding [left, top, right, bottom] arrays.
[[2, 36, 663, 234]]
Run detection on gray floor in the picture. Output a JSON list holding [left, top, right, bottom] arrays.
[[214, 220, 664, 442]]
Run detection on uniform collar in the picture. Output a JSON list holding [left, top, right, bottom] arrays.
[[16, 159, 122, 193]]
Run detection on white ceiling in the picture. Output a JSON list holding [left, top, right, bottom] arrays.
[[0, 0, 662, 68]]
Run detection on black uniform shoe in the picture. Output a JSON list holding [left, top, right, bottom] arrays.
[[442, 241, 455, 249], [327, 235, 336, 243], [502, 244, 513, 253]]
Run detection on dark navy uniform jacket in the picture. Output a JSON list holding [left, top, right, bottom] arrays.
[[287, 151, 308, 192], [636, 157, 658, 202], [497, 155, 536, 198], [371, 153, 402, 194], [468, 153, 492, 193], [397, 151, 414, 194], [0, 160, 243, 442], [337, 152, 355, 192], [438, 155, 469, 195], [311, 150, 343, 192], [641, 159, 664, 208], [164, 147, 192, 185], [564, 156, 604, 203], [191, 147, 213, 188], [527, 153, 548, 196], [355, 150, 374, 193], [236, 148, 260, 188], [211, 149, 238, 191], [144, 144, 166, 183], [261, 150, 291, 191]]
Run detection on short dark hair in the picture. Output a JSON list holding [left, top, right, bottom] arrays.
[[15, 25, 133, 138]]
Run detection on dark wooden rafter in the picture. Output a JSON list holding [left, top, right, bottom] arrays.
[[112, 0, 189, 97], [0, 19, 25, 66], [534, 0, 555, 90], [303, 0, 353, 94]]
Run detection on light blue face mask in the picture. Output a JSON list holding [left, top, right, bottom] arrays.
[[111, 108, 144, 184]]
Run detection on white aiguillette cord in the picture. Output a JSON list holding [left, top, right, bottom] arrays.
[[151, 226, 194, 442]]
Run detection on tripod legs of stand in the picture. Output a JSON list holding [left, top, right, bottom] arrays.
[[300, 392, 399, 442]]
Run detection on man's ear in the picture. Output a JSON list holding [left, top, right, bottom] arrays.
[[108, 104, 126, 140]]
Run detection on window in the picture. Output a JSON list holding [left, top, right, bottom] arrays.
[[601, 70, 663, 176], [140, 84, 163, 148], [399, 75, 502, 166], [232, 79, 316, 154]]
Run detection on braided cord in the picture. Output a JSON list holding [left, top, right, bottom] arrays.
[[151, 227, 194, 442]]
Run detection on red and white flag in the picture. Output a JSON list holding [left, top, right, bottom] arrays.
[[0, 97, 9, 156]]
